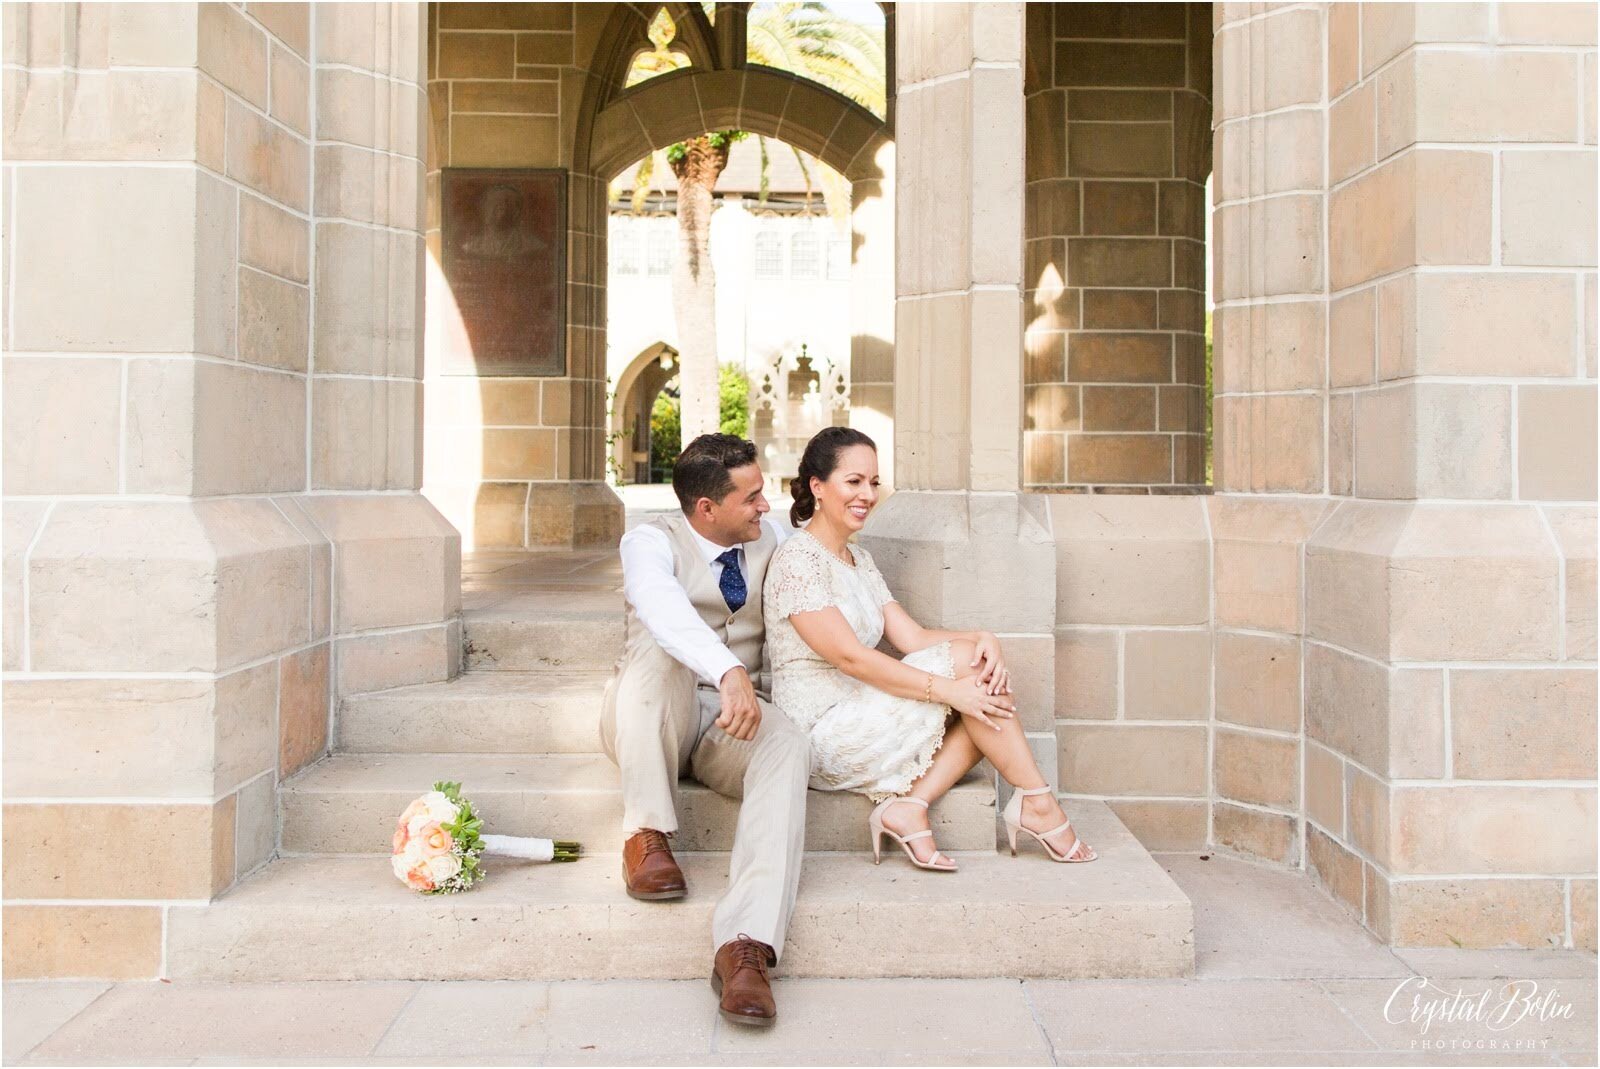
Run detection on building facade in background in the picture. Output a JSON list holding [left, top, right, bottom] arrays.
[[604, 138, 856, 487]]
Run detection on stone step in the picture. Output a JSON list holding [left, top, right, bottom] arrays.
[[462, 594, 623, 672], [280, 752, 998, 855], [337, 671, 612, 754], [168, 802, 1193, 981]]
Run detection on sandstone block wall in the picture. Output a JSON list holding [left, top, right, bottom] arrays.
[[1023, 2, 1213, 492]]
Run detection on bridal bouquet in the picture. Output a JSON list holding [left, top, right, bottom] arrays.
[[390, 781, 580, 895]]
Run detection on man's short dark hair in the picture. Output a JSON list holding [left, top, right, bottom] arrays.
[[673, 433, 758, 512]]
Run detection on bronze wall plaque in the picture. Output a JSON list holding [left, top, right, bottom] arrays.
[[441, 168, 567, 376]]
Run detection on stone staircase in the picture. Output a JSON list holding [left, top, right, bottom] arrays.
[[166, 553, 1194, 980]]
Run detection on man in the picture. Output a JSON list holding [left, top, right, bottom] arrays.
[[598, 433, 807, 1027]]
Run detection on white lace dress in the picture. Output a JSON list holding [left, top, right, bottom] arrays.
[[763, 527, 957, 803]]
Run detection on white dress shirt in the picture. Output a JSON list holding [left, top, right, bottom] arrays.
[[619, 515, 792, 686]]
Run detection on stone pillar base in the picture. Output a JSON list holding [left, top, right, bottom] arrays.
[[295, 493, 463, 696], [528, 482, 625, 547], [1, 492, 462, 978], [426, 481, 623, 550], [1376, 871, 1597, 951], [1311, 824, 1597, 951], [1303, 499, 1597, 949], [3, 499, 306, 980]]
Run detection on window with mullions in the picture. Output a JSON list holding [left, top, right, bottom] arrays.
[[611, 219, 643, 276], [754, 228, 785, 279], [646, 218, 676, 276], [789, 227, 821, 280], [625, 8, 691, 89]]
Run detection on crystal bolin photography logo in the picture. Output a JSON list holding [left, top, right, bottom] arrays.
[[1384, 976, 1578, 1051]]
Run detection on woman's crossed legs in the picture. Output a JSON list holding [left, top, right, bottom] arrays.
[[879, 638, 1092, 864]]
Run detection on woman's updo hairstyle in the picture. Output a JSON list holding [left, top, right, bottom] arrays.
[[790, 426, 877, 527]]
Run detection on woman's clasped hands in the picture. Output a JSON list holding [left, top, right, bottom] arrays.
[[936, 656, 1017, 733]]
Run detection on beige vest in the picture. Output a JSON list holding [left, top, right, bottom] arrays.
[[623, 511, 778, 680]]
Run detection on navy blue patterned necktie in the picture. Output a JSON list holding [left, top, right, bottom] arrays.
[[716, 548, 746, 613]]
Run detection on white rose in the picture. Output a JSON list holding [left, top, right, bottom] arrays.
[[390, 853, 414, 882], [426, 853, 461, 883], [421, 791, 462, 826]]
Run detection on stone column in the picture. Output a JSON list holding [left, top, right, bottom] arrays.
[[2, 2, 458, 980], [420, 2, 622, 549], [308, 3, 461, 698], [846, 162, 896, 491], [861, 3, 1058, 798], [1310, 1, 1596, 949], [1207, 1, 1332, 870]]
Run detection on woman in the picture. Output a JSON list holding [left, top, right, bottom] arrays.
[[763, 427, 1096, 870]]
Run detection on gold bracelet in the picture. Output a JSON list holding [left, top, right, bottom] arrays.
[[924, 672, 934, 703]]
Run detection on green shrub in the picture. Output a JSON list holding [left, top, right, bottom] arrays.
[[719, 363, 751, 440], [648, 365, 753, 483], [650, 384, 681, 483]]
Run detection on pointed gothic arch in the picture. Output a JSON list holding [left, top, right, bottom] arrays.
[[574, 2, 891, 184], [611, 341, 682, 484]]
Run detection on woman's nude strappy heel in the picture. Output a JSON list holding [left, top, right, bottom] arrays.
[[1002, 785, 1098, 862], [868, 796, 957, 872]]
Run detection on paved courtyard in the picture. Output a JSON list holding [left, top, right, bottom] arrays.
[[6, 853, 1595, 1067]]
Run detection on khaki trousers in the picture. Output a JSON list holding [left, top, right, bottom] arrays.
[[598, 638, 810, 961]]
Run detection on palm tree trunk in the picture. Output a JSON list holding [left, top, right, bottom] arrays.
[[670, 136, 732, 441]]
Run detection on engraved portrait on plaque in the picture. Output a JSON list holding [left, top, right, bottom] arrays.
[[441, 169, 567, 376]]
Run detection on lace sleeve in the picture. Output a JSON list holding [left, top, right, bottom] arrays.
[[764, 540, 837, 617], [854, 546, 896, 607]]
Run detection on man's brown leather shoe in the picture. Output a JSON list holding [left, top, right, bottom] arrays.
[[711, 934, 777, 1026], [622, 829, 687, 900]]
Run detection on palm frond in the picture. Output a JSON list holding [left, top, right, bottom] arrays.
[[789, 144, 814, 210], [630, 150, 659, 214], [817, 163, 851, 229], [745, 1, 887, 117]]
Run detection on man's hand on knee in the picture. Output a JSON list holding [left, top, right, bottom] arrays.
[[715, 666, 762, 741]]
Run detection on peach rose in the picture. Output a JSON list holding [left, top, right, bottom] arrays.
[[392, 825, 409, 854], [416, 821, 454, 858], [406, 797, 458, 839], [398, 798, 430, 827], [403, 861, 435, 891]]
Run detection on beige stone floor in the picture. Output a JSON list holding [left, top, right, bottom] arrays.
[[6, 853, 1596, 1067]]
